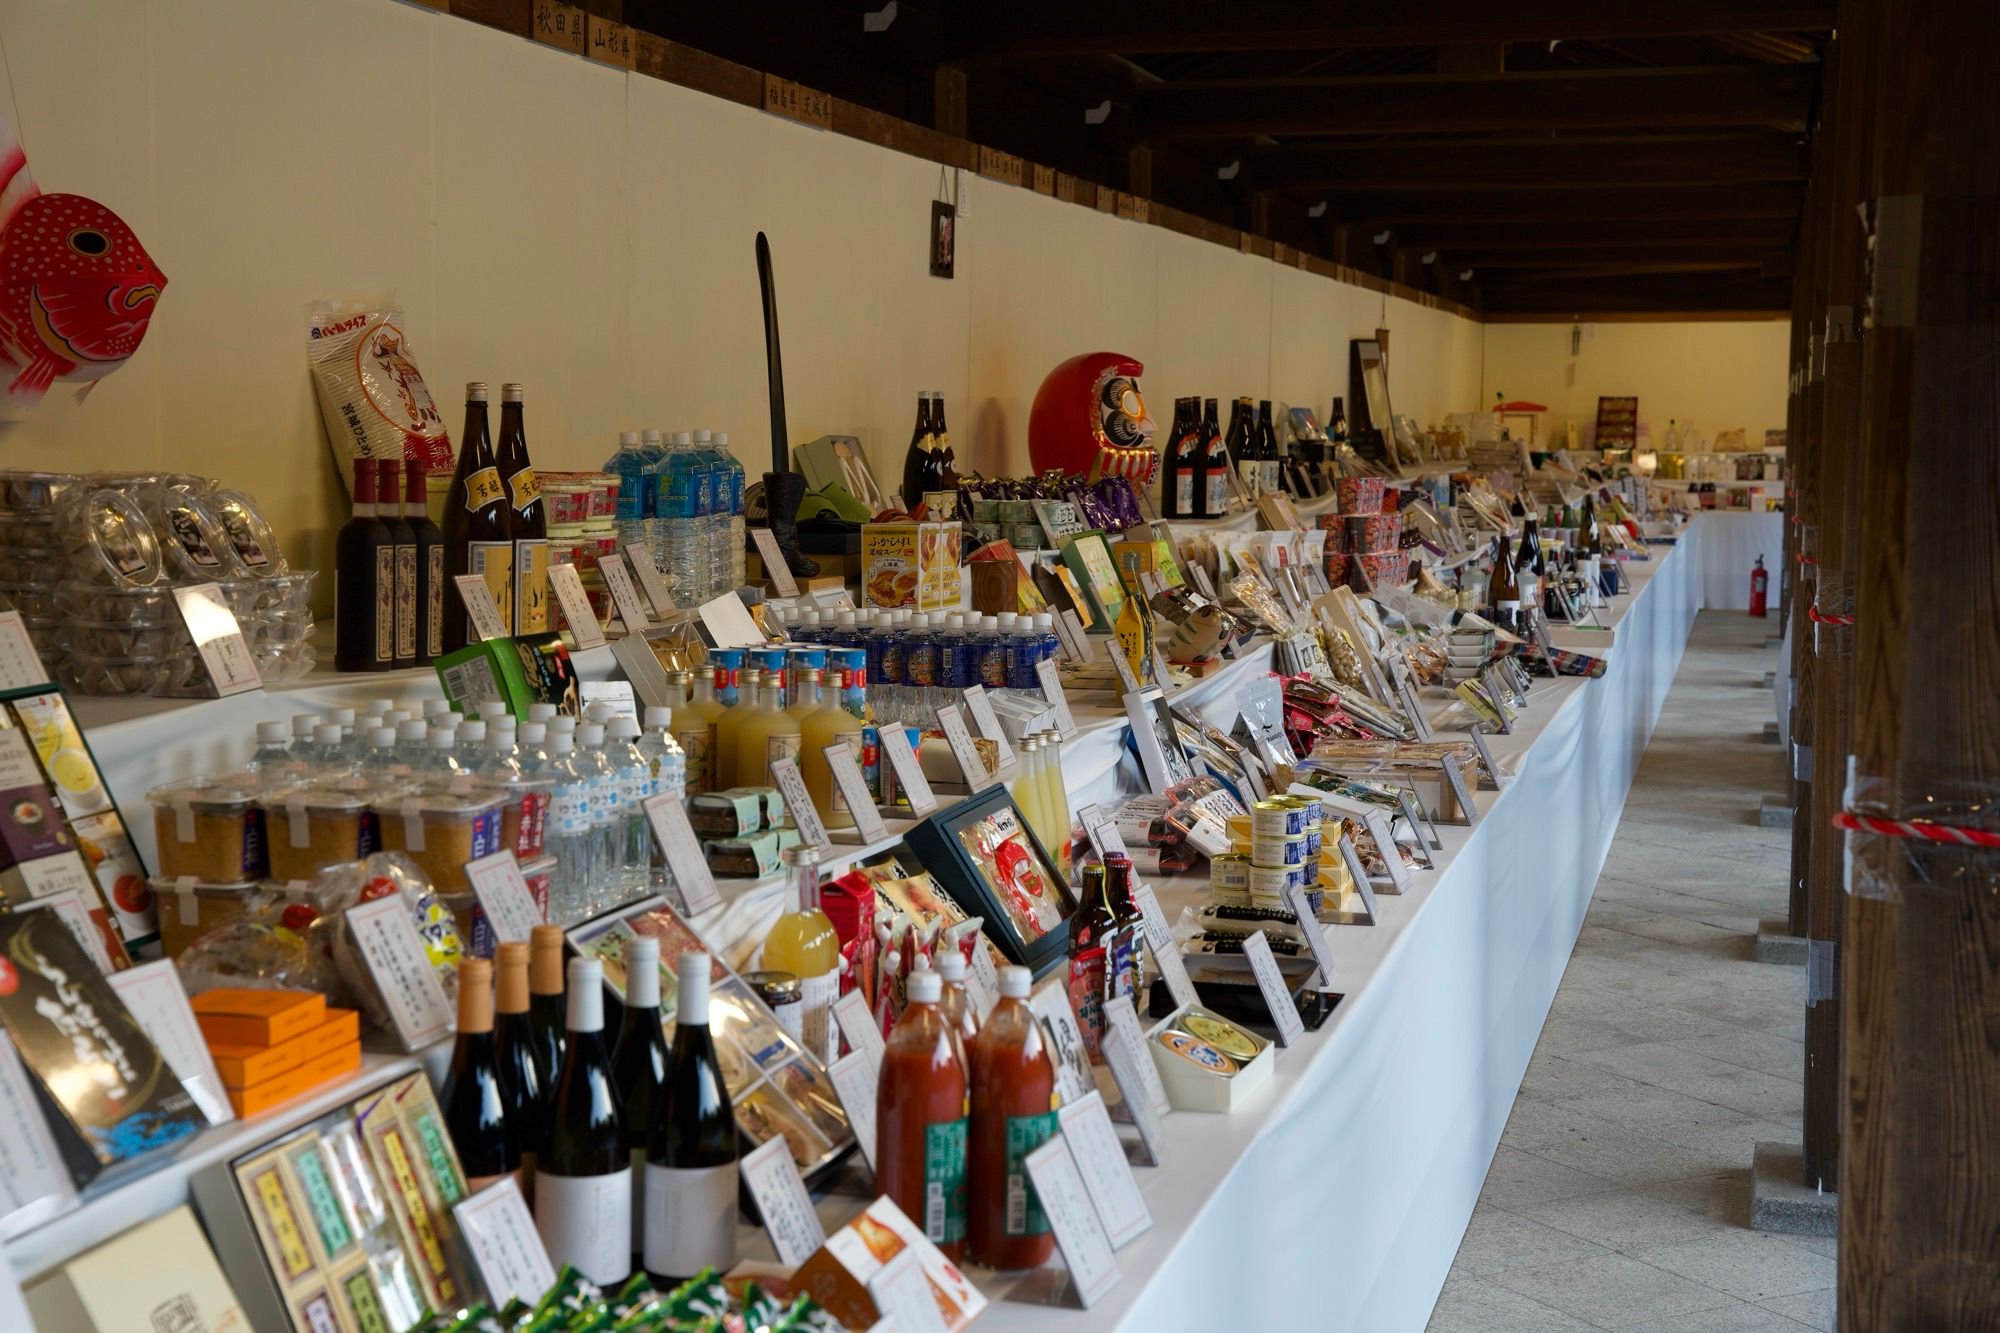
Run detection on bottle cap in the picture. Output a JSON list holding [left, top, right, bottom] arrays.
[[619, 430, 640, 445], [477, 699, 509, 720], [466, 381, 488, 400], [644, 706, 672, 728], [427, 729, 456, 750], [382, 710, 410, 727], [457, 958, 494, 1033], [519, 722, 547, 744], [578, 724, 605, 746], [292, 713, 317, 738], [528, 924, 565, 994], [366, 699, 395, 717], [609, 717, 640, 740], [642, 428, 662, 444], [693, 429, 711, 444], [527, 703, 558, 722], [907, 967, 942, 1003], [501, 383, 524, 402], [460, 720, 487, 744], [565, 957, 602, 1032], [624, 935, 661, 1008], [678, 952, 712, 1026], [328, 708, 356, 728], [672, 431, 692, 445], [839, 611, 857, 627], [423, 699, 453, 718], [549, 732, 573, 753], [314, 725, 343, 745], [495, 940, 531, 1013], [997, 612, 1017, 628], [256, 721, 288, 744], [551, 715, 577, 733], [397, 719, 428, 742], [488, 728, 512, 753], [714, 432, 730, 449], [936, 951, 968, 981], [369, 727, 396, 747]]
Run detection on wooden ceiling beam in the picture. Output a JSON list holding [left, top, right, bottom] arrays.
[[1449, 244, 1778, 266], [940, 1, 1836, 58], [1134, 65, 1815, 140], [1331, 183, 1804, 226], [1251, 133, 1806, 189], [1398, 218, 1794, 249]]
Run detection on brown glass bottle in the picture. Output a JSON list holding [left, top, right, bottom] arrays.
[[404, 458, 446, 665], [932, 392, 960, 497], [375, 458, 417, 670], [1580, 498, 1605, 557], [497, 383, 550, 636], [1070, 861, 1120, 958], [900, 392, 933, 513], [1486, 533, 1522, 632], [1101, 854, 1147, 999], [443, 382, 512, 652], [335, 456, 396, 672], [1198, 397, 1229, 517]]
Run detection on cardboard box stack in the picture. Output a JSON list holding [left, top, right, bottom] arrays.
[[191, 988, 361, 1117]]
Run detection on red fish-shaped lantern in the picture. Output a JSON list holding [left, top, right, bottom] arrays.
[[0, 117, 167, 418]]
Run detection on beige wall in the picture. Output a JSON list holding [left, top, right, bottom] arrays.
[[0, 0, 1481, 579], [1479, 319, 1790, 448]]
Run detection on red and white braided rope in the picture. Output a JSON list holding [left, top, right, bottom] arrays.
[[1831, 811, 2000, 849], [1807, 605, 1854, 627]]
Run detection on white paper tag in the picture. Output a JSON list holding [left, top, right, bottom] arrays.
[[107, 958, 233, 1125], [750, 528, 800, 598], [0, 1030, 74, 1234], [0, 612, 48, 689], [1100, 1017, 1165, 1167], [1034, 657, 1079, 739], [1442, 753, 1480, 827], [1240, 929, 1304, 1046], [1029, 982, 1097, 1107], [1060, 609, 1093, 661], [1396, 670, 1434, 741], [345, 896, 454, 1048], [1128, 881, 1197, 1012], [1108, 644, 1142, 695], [645, 794, 723, 914], [1282, 884, 1337, 990], [623, 543, 678, 616], [832, 989, 885, 1073], [1057, 1091, 1152, 1248], [453, 574, 510, 643], [1050, 608, 1086, 661], [965, 945, 1001, 1021], [740, 1135, 826, 1265], [767, 756, 831, 853], [828, 1049, 879, 1175], [960, 687, 1017, 776], [824, 743, 888, 843], [465, 850, 546, 944], [1101, 994, 1171, 1120], [1469, 728, 1507, 788], [936, 704, 993, 792], [697, 592, 767, 649], [868, 1248, 951, 1333], [547, 562, 607, 650], [1335, 833, 1383, 923], [453, 1176, 556, 1309], [1023, 1136, 1121, 1308], [171, 583, 260, 696], [1361, 809, 1412, 894], [879, 725, 938, 817], [601, 554, 653, 632]]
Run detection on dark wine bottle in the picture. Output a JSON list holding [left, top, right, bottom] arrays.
[[534, 956, 630, 1287], [1257, 400, 1282, 497], [497, 383, 550, 637], [527, 924, 568, 1122], [443, 382, 512, 652], [403, 457, 446, 665], [493, 940, 544, 1129], [334, 455, 395, 672], [377, 458, 417, 670], [1163, 398, 1197, 519], [900, 392, 933, 513], [441, 957, 519, 1192], [1199, 397, 1229, 518], [644, 951, 738, 1285], [933, 392, 960, 496], [612, 935, 667, 1271]]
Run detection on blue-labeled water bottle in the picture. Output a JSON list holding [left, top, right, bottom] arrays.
[[979, 614, 1012, 690], [1004, 611, 1042, 691], [903, 612, 942, 724], [828, 646, 868, 721], [603, 430, 651, 550], [870, 610, 904, 723], [713, 430, 747, 594], [710, 647, 745, 709], [639, 428, 667, 556], [754, 646, 792, 711], [939, 613, 973, 712]]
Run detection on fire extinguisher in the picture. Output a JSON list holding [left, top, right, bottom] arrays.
[[1749, 554, 1769, 618]]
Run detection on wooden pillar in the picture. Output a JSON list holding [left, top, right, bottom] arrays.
[[932, 66, 967, 138], [1125, 145, 1153, 199], [1841, 0, 2000, 1322], [1801, 24, 1871, 1192]]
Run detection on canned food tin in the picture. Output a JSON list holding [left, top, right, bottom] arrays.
[[1251, 832, 1308, 868], [1211, 853, 1251, 895], [1247, 862, 1303, 898], [1304, 828, 1323, 862], [1289, 795, 1324, 828], [1251, 800, 1309, 839], [1227, 812, 1254, 845]]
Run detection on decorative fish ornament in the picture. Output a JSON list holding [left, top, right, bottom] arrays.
[[0, 115, 166, 417]]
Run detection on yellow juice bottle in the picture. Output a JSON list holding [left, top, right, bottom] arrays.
[[798, 669, 866, 830], [674, 667, 729, 795], [736, 669, 802, 788], [712, 668, 762, 791], [1012, 734, 1046, 848], [1046, 733, 1073, 874], [763, 845, 842, 1063]]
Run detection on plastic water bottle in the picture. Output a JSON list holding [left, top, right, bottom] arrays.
[[604, 430, 652, 550], [659, 430, 704, 603], [417, 727, 464, 784], [977, 615, 1010, 690], [572, 724, 622, 914], [714, 430, 746, 594], [637, 706, 685, 803], [689, 429, 719, 603], [394, 718, 430, 770], [247, 720, 294, 774], [938, 613, 971, 721], [363, 726, 402, 784], [299, 724, 350, 779], [638, 428, 666, 557], [543, 730, 593, 924], [603, 717, 652, 897], [516, 721, 550, 774]]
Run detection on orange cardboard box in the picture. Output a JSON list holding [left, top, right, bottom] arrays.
[[191, 987, 326, 1047], [227, 1040, 360, 1118], [210, 1008, 359, 1089]]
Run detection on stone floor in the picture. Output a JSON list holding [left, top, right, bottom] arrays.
[[1426, 611, 1835, 1332]]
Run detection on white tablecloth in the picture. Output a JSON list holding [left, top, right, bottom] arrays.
[[1689, 509, 1784, 611]]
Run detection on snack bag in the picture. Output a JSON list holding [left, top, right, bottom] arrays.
[[307, 299, 453, 489]]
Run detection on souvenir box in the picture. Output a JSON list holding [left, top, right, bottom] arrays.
[[569, 896, 857, 1183], [26, 1205, 247, 1332], [860, 519, 961, 612], [1146, 1004, 1276, 1113], [1057, 530, 1126, 634], [897, 784, 1077, 979]]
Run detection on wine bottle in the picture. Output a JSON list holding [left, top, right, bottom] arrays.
[[1199, 397, 1229, 518], [1486, 534, 1522, 633], [527, 924, 568, 1115], [900, 392, 933, 513], [493, 939, 545, 1141], [497, 383, 550, 636], [441, 957, 519, 1192], [443, 381, 512, 652], [377, 459, 418, 670], [403, 457, 446, 665], [334, 455, 395, 672], [1257, 400, 1282, 497], [534, 956, 631, 1287], [612, 935, 667, 1270], [644, 951, 738, 1285]]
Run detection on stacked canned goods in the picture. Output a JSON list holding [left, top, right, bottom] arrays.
[[1209, 794, 1328, 915]]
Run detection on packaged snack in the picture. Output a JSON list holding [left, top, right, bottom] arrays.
[[306, 301, 453, 489]]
